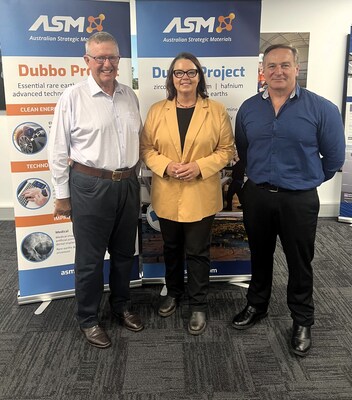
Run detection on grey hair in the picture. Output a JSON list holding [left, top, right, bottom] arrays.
[[263, 44, 299, 65], [85, 32, 119, 54]]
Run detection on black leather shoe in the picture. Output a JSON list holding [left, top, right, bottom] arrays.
[[80, 325, 111, 348], [291, 324, 311, 357], [232, 304, 268, 330], [188, 311, 207, 335], [116, 310, 144, 332], [158, 296, 177, 317]]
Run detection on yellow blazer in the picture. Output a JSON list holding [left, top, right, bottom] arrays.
[[140, 97, 235, 222]]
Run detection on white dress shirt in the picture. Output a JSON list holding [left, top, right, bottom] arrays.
[[48, 75, 142, 199]]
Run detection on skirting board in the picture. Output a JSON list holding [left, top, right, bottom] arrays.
[[0, 203, 341, 221], [318, 203, 340, 218], [0, 207, 14, 221]]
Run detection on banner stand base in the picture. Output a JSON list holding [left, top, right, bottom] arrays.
[[229, 282, 249, 289], [34, 300, 51, 315], [338, 216, 352, 224]]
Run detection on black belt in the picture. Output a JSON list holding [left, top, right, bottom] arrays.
[[256, 182, 293, 193], [72, 162, 135, 181]]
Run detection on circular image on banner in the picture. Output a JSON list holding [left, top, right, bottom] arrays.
[[21, 232, 54, 262], [146, 204, 160, 232], [13, 122, 47, 154], [16, 178, 50, 209]]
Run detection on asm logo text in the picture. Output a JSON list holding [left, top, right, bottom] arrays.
[[163, 17, 215, 33], [29, 15, 85, 32]]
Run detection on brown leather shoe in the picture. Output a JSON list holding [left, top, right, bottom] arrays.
[[80, 325, 111, 348], [158, 296, 177, 317], [188, 311, 207, 336], [116, 310, 144, 332]]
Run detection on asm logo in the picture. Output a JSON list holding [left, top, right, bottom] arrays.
[[29, 14, 105, 33], [163, 17, 215, 33], [29, 15, 85, 32], [163, 14, 235, 34]]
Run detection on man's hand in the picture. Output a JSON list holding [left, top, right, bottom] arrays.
[[54, 198, 71, 218]]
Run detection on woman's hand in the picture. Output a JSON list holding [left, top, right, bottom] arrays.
[[166, 161, 200, 181], [166, 161, 183, 179]]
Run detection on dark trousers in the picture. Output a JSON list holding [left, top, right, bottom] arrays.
[[158, 215, 215, 312], [226, 179, 244, 209], [70, 168, 140, 328], [242, 179, 319, 326]]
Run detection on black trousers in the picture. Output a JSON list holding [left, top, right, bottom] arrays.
[[226, 179, 244, 209], [158, 215, 215, 312], [70, 168, 140, 328], [242, 179, 319, 326]]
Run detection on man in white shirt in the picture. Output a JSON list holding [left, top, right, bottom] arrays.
[[48, 32, 143, 348]]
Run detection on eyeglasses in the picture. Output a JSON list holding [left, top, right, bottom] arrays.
[[86, 54, 120, 64], [173, 69, 198, 78]]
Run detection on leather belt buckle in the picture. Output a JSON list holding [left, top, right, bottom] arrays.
[[112, 170, 122, 181]]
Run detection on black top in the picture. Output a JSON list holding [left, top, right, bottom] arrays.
[[176, 107, 195, 151]]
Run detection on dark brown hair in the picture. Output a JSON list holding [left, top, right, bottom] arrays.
[[165, 52, 208, 100]]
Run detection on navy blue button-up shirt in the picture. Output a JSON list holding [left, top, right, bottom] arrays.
[[235, 85, 346, 190]]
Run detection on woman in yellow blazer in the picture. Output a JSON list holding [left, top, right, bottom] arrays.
[[140, 52, 234, 335]]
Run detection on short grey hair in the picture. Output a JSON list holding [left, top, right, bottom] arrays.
[[263, 44, 299, 65], [85, 32, 119, 54]]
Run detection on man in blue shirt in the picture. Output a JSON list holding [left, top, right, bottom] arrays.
[[232, 44, 345, 357]]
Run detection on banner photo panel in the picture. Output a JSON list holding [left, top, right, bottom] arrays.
[[136, 0, 262, 282], [339, 28, 352, 223], [0, 0, 140, 304]]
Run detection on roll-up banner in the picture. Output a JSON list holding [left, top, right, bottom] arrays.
[[135, 0, 262, 282], [0, 0, 141, 304], [339, 27, 352, 223]]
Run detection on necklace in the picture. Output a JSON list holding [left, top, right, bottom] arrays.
[[176, 98, 196, 108]]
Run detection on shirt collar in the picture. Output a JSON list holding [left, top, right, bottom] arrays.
[[87, 75, 122, 96], [262, 84, 300, 100]]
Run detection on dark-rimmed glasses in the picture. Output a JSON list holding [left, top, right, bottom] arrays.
[[86, 54, 120, 64], [173, 69, 198, 78]]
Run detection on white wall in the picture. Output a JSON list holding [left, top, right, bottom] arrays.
[[0, 0, 351, 219], [0, 111, 13, 219]]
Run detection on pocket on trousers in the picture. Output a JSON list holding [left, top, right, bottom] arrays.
[[71, 171, 99, 191]]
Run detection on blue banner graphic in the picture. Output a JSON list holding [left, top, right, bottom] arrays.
[[136, 0, 261, 57], [0, 0, 131, 57]]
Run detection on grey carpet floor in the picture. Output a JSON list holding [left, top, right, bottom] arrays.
[[0, 218, 351, 399]]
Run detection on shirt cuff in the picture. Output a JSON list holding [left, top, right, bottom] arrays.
[[53, 183, 70, 199]]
